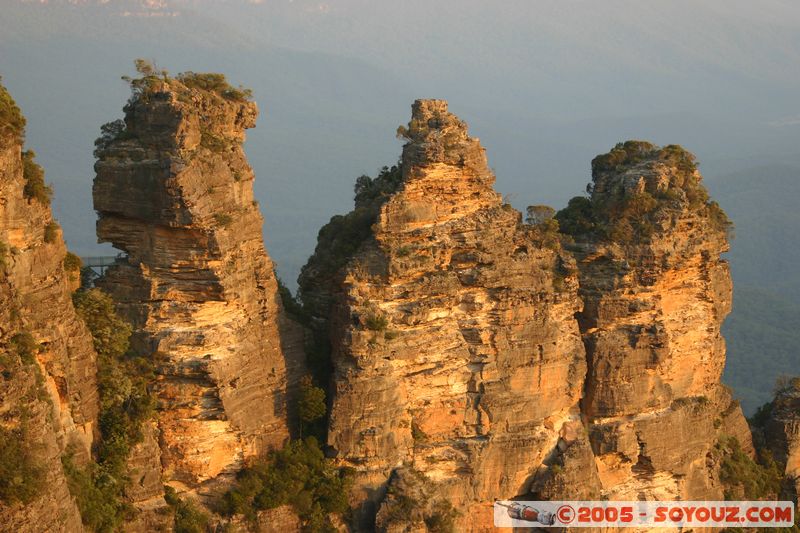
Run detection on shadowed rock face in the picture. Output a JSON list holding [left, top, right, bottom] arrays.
[[93, 77, 304, 496], [314, 99, 587, 530], [761, 380, 800, 497], [560, 142, 752, 502], [0, 82, 97, 532]]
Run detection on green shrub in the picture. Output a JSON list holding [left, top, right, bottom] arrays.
[[559, 142, 731, 243], [602, 191, 659, 243], [526, 208, 564, 249], [61, 453, 125, 533], [64, 252, 82, 272], [319, 165, 402, 273], [213, 212, 234, 227], [163, 486, 210, 533], [525, 205, 556, 226], [177, 72, 253, 102], [121, 59, 168, 105], [133, 58, 159, 78], [298, 375, 326, 437], [299, 165, 402, 308], [10, 332, 40, 365], [200, 130, 229, 153], [658, 144, 698, 177], [555, 196, 596, 236], [73, 289, 132, 361], [382, 470, 458, 532], [121, 61, 252, 117], [22, 150, 52, 206], [0, 423, 45, 505], [751, 395, 777, 428], [364, 312, 388, 331], [297, 164, 403, 393], [353, 165, 403, 208], [590, 140, 658, 178], [528, 217, 561, 250], [774, 375, 800, 398], [71, 289, 155, 530], [303, 209, 375, 282], [44, 221, 59, 243], [220, 437, 351, 531], [94, 120, 131, 158], [0, 79, 25, 144], [707, 200, 733, 234], [717, 436, 784, 500], [276, 278, 307, 322]]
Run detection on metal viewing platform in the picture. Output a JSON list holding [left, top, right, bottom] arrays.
[[80, 255, 122, 276]]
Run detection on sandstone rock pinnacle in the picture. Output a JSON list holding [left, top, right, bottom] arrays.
[[93, 73, 304, 496], [557, 140, 752, 501], [308, 99, 587, 530]]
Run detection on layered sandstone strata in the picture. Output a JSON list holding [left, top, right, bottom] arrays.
[[0, 82, 98, 531], [93, 75, 304, 496], [556, 141, 751, 501], [305, 100, 587, 530]]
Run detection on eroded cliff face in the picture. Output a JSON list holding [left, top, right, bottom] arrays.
[[760, 380, 800, 498], [308, 100, 587, 531], [93, 76, 304, 497], [0, 83, 98, 531], [557, 142, 751, 502]]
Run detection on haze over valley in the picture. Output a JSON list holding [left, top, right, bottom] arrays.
[[2, 0, 799, 411]]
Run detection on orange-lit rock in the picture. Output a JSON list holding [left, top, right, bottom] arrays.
[[304, 100, 586, 530], [93, 75, 305, 499], [560, 141, 751, 501]]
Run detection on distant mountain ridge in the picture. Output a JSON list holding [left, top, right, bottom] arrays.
[[18, 0, 172, 8]]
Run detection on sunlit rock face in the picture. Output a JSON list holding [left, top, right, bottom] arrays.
[[558, 141, 751, 502], [0, 82, 98, 532], [308, 116, 753, 530], [93, 77, 304, 496], [312, 99, 586, 531]]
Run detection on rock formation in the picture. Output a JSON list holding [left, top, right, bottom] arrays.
[[302, 100, 587, 531], [300, 109, 757, 530], [93, 73, 304, 498], [556, 141, 752, 501], [0, 82, 98, 531], [759, 378, 800, 498], [1, 72, 785, 531]]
